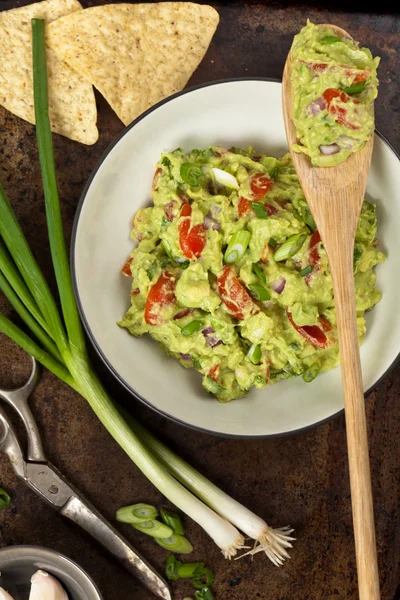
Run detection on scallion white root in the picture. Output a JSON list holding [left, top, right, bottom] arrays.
[[127, 416, 295, 565]]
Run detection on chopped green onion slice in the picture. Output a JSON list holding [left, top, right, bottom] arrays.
[[192, 357, 201, 370], [0, 487, 11, 510], [161, 156, 171, 167], [273, 233, 307, 262], [116, 503, 158, 524], [300, 265, 312, 277], [248, 283, 270, 302], [162, 239, 174, 258], [302, 207, 316, 232], [250, 201, 268, 220], [252, 263, 266, 283], [180, 320, 204, 336], [180, 163, 203, 187], [194, 587, 215, 600], [131, 519, 173, 539], [166, 555, 204, 581], [353, 244, 363, 269], [192, 567, 215, 589], [160, 507, 185, 535], [247, 344, 262, 365], [269, 237, 277, 249], [342, 82, 368, 95], [303, 363, 320, 383], [155, 534, 194, 554], [224, 230, 251, 264], [269, 166, 279, 178], [320, 35, 341, 44], [203, 376, 226, 396]]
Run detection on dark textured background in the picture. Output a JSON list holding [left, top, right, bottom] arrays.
[[0, 1, 399, 599]]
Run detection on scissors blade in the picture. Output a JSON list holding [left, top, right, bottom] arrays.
[[25, 462, 171, 600]]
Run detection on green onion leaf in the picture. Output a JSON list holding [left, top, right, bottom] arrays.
[[269, 166, 279, 178], [192, 567, 215, 589], [180, 163, 203, 187], [302, 363, 320, 383], [320, 35, 341, 44], [269, 237, 277, 249], [162, 239, 174, 258], [194, 587, 215, 600], [203, 376, 226, 396], [161, 157, 171, 167], [247, 344, 262, 365], [160, 507, 185, 535], [224, 230, 251, 264], [249, 201, 268, 220], [180, 320, 204, 337], [0, 487, 11, 510], [131, 519, 173, 539], [252, 263, 266, 283], [192, 357, 202, 370], [166, 555, 204, 581], [300, 265, 312, 277], [116, 503, 158, 524], [302, 207, 316, 232], [273, 233, 307, 262], [353, 244, 363, 270], [248, 283, 270, 302], [342, 82, 368, 95], [156, 534, 194, 554]]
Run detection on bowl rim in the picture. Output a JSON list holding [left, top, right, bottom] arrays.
[[0, 544, 103, 599], [71, 76, 400, 439]]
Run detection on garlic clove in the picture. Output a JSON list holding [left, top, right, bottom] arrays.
[[29, 570, 69, 600], [0, 587, 15, 600]]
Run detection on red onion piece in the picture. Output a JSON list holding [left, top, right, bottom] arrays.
[[306, 97, 326, 116], [180, 353, 191, 360], [271, 278, 286, 294], [210, 204, 221, 216], [202, 327, 222, 347], [204, 215, 221, 231], [319, 143, 340, 155], [173, 308, 193, 320], [202, 326, 215, 336]]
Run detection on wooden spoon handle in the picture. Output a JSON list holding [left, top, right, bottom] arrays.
[[329, 242, 380, 600]]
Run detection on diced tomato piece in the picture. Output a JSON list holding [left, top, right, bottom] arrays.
[[173, 308, 193, 320], [131, 288, 140, 296], [209, 363, 220, 382], [287, 311, 328, 349], [309, 62, 329, 73], [265, 202, 278, 216], [217, 265, 256, 320], [238, 197, 251, 217], [121, 257, 133, 276], [144, 271, 176, 325], [319, 315, 332, 332], [309, 230, 321, 268], [152, 167, 162, 190], [178, 205, 206, 259], [323, 88, 359, 130], [344, 68, 369, 83], [250, 173, 273, 201], [180, 203, 192, 217], [164, 201, 178, 222], [180, 194, 189, 205]]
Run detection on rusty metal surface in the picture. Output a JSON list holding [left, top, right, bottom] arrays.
[[0, 1, 399, 599]]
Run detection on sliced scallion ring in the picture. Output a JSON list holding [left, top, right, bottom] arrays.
[[302, 363, 320, 383], [131, 519, 173, 539], [248, 283, 270, 301], [180, 163, 203, 187], [116, 503, 158, 524], [224, 230, 251, 264], [180, 320, 204, 336], [320, 35, 341, 44], [252, 263, 266, 283], [155, 534, 194, 554], [300, 265, 312, 277], [273, 233, 307, 262], [247, 344, 262, 365], [249, 201, 268, 220]]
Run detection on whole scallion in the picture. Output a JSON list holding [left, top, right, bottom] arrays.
[[0, 18, 294, 566]]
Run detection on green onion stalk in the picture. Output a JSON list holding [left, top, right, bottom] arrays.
[[0, 19, 294, 564]]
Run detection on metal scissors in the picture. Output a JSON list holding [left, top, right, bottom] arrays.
[[0, 355, 171, 600]]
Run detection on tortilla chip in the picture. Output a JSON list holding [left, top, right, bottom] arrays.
[[47, 2, 219, 126], [0, 0, 98, 144]]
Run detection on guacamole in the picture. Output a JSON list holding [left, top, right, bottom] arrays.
[[119, 146, 384, 402], [290, 21, 380, 166]]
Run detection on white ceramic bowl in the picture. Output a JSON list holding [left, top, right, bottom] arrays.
[[72, 79, 400, 438]]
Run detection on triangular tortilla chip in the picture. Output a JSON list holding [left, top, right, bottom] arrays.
[[47, 2, 219, 126], [0, 0, 98, 144]]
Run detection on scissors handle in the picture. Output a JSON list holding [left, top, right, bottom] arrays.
[[0, 405, 26, 479], [0, 357, 45, 462]]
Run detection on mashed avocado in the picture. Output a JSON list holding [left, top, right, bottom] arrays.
[[291, 21, 379, 166], [119, 146, 384, 402]]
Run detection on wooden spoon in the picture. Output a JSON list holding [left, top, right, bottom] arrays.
[[282, 24, 380, 600]]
